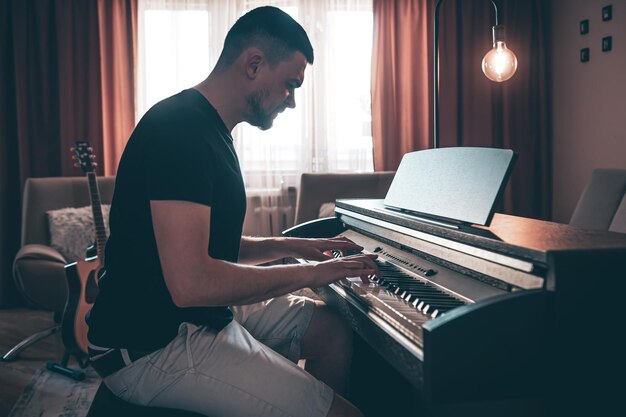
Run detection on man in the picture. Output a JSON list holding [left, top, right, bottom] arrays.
[[87, 6, 378, 417]]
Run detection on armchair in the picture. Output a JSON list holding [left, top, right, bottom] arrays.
[[294, 171, 396, 225], [569, 168, 626, 233], [3, 176, 115, 361]]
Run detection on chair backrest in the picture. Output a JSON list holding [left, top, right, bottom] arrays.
[[21, 176, 116, 246], [569, 169, 626, 233], [294, 172, 396, 225]]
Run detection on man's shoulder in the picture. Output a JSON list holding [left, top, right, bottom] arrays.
[[129, 89, 230, 161], [136, 92, 216, 139], [147, 89, 205, 121]]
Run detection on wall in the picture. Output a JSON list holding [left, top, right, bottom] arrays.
[[551, 0, 626, 223]]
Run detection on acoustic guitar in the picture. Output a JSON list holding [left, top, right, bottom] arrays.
[[61, 141, 107, 358]]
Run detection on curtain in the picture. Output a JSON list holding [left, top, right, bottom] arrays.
[[371, 0, 433, 171], [0, 0, 137, 306], [137, 0, 374, 236], [372, 0, 550, 220], [438, 0, 551, 219], [136, 0, 242, 121], [98, 0, 138, 175], [0, 0, 23, 306], [234, 0, 374, 235]]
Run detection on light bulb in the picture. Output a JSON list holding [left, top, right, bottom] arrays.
[[482, 26, 518, 82]]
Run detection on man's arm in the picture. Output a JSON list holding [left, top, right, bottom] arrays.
[[238, 236, 292, 265], [151, 200, 378, 308], [238, 235, 365, 265]]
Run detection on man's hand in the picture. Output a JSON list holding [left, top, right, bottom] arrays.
[[286, 236, 365, 261], [308, 253, 380, 286], [287, 236, 381, 286]]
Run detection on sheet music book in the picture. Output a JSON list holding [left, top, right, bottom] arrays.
[[383, 147, 516, 226]]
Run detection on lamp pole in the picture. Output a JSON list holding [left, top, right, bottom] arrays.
[[433, 0, 516, 149]]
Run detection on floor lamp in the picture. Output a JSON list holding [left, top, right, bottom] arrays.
[[433, 0, 518, 148]]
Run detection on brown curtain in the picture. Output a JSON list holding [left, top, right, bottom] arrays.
[[371, 0, 433, 172], [98, 0, 137, 175], [0, 0, 136, 306], [372, 0, 551, 220]]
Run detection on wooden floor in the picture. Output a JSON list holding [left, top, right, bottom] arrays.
[[0, 308, 71, 416]]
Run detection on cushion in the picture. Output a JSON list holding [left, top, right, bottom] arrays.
[[318, 202, 336, 218], [47, 205, 110, 262]]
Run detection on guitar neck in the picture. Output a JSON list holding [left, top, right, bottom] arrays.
[[87, 172, 106, 265]]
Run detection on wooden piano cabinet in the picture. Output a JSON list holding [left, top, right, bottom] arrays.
[[284, 212, 626, 416], [546, 249, 626, 417], [422, 289, 553, 404]]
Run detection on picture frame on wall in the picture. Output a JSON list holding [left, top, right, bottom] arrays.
[[602, 5, 612, 21], [580, 47, 590, 62]]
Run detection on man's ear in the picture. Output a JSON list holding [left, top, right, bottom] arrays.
[[245, 51, 264, 79]]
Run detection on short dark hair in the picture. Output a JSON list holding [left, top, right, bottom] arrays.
[[216, 6, 314, 70]]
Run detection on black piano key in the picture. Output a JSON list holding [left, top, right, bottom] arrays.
[[417, 299, 462, 310], [380, 284, 462, 306], [396, 284, 447, 295], [405, 292, 462, 303], [379, 271, 459, 292], [405, 295, 459, 306]]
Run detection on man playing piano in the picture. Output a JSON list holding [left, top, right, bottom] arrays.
[[86, 6, 378, 417]]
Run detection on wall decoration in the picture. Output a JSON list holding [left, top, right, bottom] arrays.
[[580, 19, 589, 35], [580, 47, 590, 62], [602, 5, 612, 21]]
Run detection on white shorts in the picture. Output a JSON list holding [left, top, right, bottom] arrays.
[[103, 294, 334, 417]]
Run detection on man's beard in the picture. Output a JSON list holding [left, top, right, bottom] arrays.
[[246, 88, 275, 131]]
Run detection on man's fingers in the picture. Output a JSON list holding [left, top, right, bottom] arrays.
[[340, 259, 378, 276], [343, 254, 379, 276], [322, 237, 363, 250], [319, 255, 380, 286], [328, 236, 354, 243]]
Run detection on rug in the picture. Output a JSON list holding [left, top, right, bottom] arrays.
[[8, 366, 100, 417]]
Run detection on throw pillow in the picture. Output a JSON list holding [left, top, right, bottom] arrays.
[[47, 205, 110, 262]]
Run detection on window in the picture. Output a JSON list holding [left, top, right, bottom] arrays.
[[137, 0, 374, 192]]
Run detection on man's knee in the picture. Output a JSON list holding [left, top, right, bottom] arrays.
[[318, 303, 352, 343], [302, 302, 352, 358]]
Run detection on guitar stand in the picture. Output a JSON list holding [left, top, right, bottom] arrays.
[[47, 351, 88, 381]]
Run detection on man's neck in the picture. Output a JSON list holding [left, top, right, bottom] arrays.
[[194, 73, 244, 132]]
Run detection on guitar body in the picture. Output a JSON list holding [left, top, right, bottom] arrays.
[[62, 259, 101, 357], [60, 141, 107, 360]]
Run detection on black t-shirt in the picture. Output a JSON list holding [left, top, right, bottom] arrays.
[[87, 89, 246, 351]]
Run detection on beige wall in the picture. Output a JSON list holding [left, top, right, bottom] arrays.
[[551, 0, 626, 223]]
